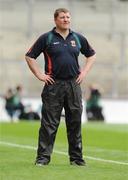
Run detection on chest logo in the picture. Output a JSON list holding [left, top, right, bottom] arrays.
[[70, 40, 76, 47], [53, 42, 60, 45]]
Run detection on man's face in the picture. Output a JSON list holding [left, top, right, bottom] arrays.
[[54, 12, 71, 30]]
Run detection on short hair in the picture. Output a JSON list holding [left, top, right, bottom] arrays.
[[54, 8, 70, 19]]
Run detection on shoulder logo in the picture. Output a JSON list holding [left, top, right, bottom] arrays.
[[70, 40, 76, 47]]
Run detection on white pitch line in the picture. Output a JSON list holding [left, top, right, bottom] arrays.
[[85, 156, 128, 165], [86, 146, 128, 153], [0, 141, 128, 166]]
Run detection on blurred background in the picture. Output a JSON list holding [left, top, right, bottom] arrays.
[[0, 0, 128, 122]]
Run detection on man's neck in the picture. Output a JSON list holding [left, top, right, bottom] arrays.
[[55, 28, 69, 39]]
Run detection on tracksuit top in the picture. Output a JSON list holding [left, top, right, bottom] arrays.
[[26, 27, 95, 80]]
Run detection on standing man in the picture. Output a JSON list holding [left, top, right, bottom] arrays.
[[25, 8, 96, 166]]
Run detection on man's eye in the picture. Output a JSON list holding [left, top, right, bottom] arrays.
[[60, 16, 70, 19]]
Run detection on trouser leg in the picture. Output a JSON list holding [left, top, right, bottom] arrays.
[[36, 84, 63, 162], [64, 81, 83, 161]]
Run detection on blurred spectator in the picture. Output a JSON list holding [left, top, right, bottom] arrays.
[[4, 88, 15, 120], [4, 85, 25, 121], [86, 84, 104, 121], [4, 85, 40, 121], [13, 85, 24, 114]]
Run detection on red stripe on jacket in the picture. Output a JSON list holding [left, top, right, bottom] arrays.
[[45, 51, 52, 75]]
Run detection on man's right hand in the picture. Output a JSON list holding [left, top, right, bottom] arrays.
[[25, 56, 55, 85], [39, 74, 55, 85]]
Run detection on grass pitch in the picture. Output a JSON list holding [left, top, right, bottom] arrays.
[[0, 121, 128, 180]]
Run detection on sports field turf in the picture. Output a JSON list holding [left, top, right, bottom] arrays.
[[0, 121, 128, 180]]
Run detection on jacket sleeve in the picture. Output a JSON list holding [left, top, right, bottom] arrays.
[[25, 34, 47, 59], [78, 33, 96, 57]]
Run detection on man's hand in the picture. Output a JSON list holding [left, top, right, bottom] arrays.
[[76, 71, 86, 84], [76, 54, 96, 84], [25, 56, 55, 85], [39, 74, 55, 85]]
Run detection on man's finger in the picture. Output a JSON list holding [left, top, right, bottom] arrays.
[[46, 78, 55, 84], [49, 77, 55, 83], [76, 77, 82, 84], [76, 77, 80, 83]]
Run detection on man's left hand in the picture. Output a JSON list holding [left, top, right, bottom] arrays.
[[76, 71, 86, 84]]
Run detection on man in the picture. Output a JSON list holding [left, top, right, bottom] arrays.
[[25, 8, 96, 166]]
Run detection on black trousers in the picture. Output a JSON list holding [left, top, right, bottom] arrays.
[[36, 79, 83, 162]]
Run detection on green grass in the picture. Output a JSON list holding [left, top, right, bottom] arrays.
[[0, 121, 128, 180]]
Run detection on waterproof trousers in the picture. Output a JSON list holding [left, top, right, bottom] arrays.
[[36, 79, 83, 162]]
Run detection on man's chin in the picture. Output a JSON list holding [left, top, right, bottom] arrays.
[[62, 26, 70, 30]]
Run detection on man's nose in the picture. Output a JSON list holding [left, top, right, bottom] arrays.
[[64, 18, 68, 21]]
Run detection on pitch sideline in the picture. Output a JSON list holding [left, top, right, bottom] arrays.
[[0, 141, 128, 166]]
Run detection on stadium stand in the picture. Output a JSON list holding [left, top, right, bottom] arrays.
[[0, 0, 128, 98]]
